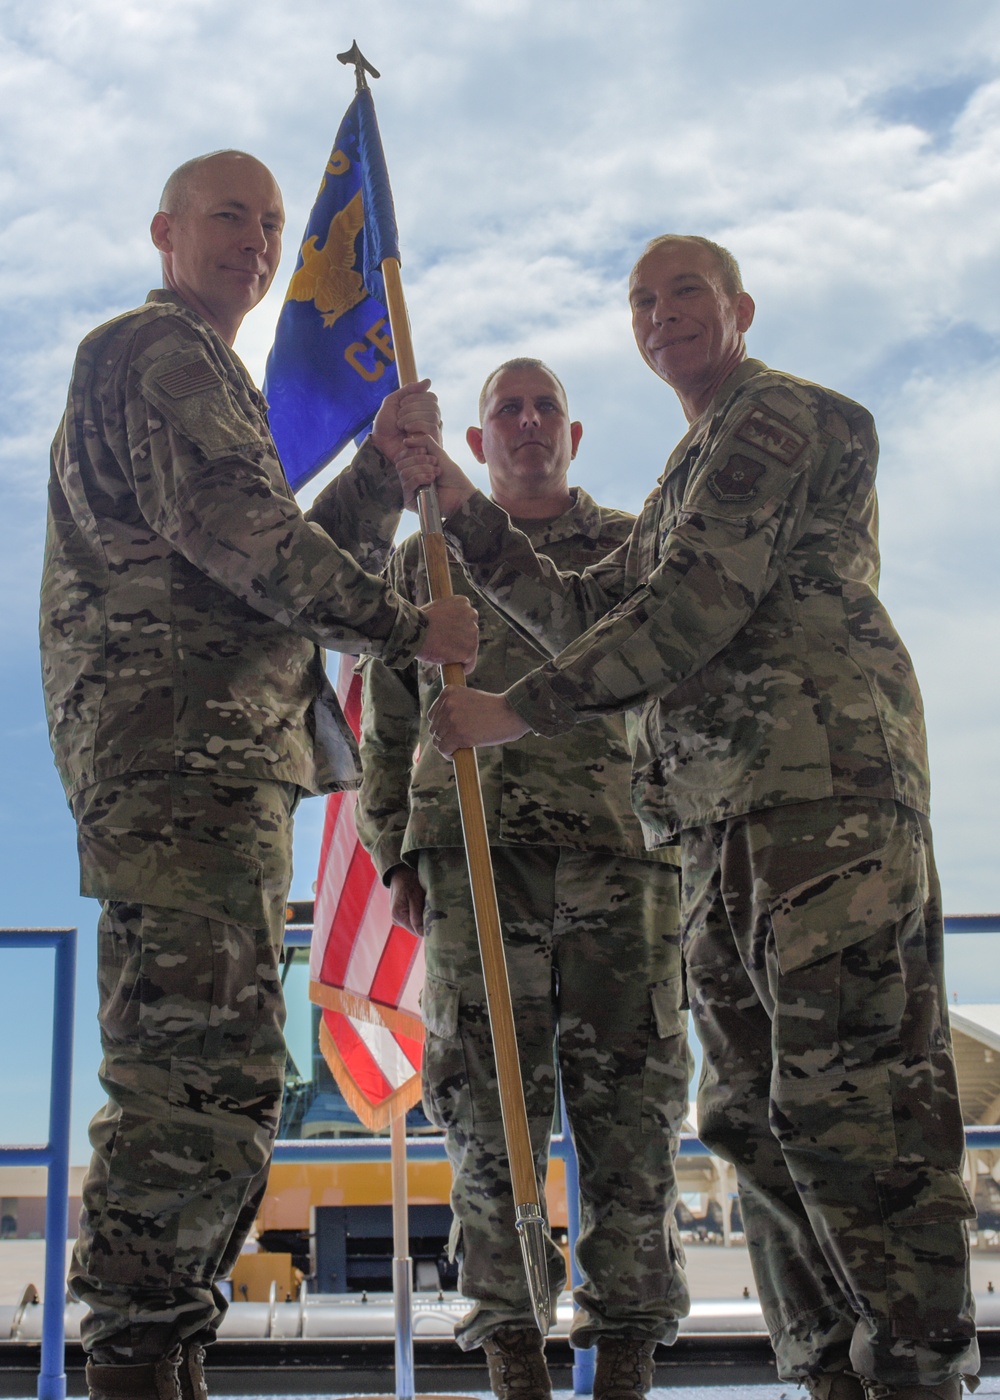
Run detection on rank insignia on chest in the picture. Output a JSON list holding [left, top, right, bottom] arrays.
[[707, 453, 767, 502], [735, 407, 807, 466]]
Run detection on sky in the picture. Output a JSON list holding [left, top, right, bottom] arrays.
[[1, 0, 999, 1162]]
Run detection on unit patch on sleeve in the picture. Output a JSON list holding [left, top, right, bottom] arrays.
[[155, 360, 222, 399], [707, 453, 767, 503], [735, 407, 807, 466]]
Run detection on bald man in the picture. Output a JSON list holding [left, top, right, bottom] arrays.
[[40, 150, 477, 1400]]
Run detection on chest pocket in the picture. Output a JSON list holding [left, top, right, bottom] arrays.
[[652, 454, 696, 565]]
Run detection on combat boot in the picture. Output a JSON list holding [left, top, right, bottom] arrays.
[[861, 1382, 964, 1400], [177, 1341, 209, 1400], [85, 1349, 181, 1400], [593, 1335, 657, 1400], [482, 1325, 552, 1400], [805, 1372, 867, 1400]]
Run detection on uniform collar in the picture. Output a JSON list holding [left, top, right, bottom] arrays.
[[659, 358, 771, 483], [701, 357, 770, 424], [144, 290, 261, 400], [500, 486, 607, 545], [145, 288, 204, 317]]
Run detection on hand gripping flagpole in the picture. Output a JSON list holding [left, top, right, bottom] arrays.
[[336, 43, 552, 1340]]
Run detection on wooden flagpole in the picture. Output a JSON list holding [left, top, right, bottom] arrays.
[[380, 254, 551, 1335]]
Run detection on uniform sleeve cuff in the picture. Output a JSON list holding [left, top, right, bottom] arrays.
[[353, 437, 404, 511], [380, 599, 428, 669], [442, 490, 509, 561], [371, 843, 408, 884], [504, 671, 580, 737]]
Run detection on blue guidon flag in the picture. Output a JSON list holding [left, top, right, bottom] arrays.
[[264, 87, 401, 491]]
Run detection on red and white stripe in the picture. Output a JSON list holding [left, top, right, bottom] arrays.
[[308, 655, 425, 1130]]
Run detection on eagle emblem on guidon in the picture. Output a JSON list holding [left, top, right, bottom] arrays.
[[285, 190, 367, 328]]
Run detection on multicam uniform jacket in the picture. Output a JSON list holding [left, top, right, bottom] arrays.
[[355, 488, 677, 875], [443, 360, 930, 844], [41, 291, 426, 805]]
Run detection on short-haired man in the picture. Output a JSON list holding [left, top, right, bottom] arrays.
[[39, 150, 478, 1400], [396, 237, 978, 1400], [355, 359, 690, 1400]]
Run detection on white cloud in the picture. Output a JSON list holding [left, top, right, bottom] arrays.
[[2, 0, 1000, 949]]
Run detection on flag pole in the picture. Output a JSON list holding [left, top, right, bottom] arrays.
[[334, 37, 550, 1339], [390, 1105, 415, 1400], [380, 253, 551, 1336]]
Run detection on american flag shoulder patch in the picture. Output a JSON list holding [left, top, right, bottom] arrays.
[[156, 360, 221, 399]]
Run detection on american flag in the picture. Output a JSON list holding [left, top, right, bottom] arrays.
[[308, 654, 425, 1130]]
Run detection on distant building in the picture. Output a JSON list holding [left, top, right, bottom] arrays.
[[0, 1166, 83, 1240]]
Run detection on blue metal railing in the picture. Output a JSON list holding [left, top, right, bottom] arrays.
[[271, 1131, 711, 1163], [0, 928, 77, 1400], [944, 916, 1000, 934]]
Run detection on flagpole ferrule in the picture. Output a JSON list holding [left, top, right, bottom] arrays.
[[514, 1203, 552, 1336]]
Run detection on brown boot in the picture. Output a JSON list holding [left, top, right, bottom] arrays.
[[593, 1336, 657, 1400], [177, 1342, 208, 1400], [806, 1373, 867, 1400], [482, 1325, 552, 1400], [85, 1350, 181, 1400], [861, 1383, 964, 1400]]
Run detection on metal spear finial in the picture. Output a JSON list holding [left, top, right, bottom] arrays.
[[337, 41, 380, 91]]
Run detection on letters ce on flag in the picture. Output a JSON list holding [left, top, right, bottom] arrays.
[[264, 87, 401, 492]]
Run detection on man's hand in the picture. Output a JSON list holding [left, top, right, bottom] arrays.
[[428, 686, 530, 757], [389, 866, 426, 936], [417, 596, 480, 674], [396, 433, 476, 518], [370, 380, 442, 463]]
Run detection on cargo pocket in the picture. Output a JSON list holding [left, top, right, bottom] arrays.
[[767, 814, 929, 1078], [90, 1110, 220, 1287], [96, 902, 143, 1045], [166, 1053, 283, 1145], [420, 972, 471, 1131], [642, 973, 692, 1134], [130, 905, 268, 1058], [767, 815, 928, 976], [770, 1061, 897, 1166], [875, 1163, 977, 1339]]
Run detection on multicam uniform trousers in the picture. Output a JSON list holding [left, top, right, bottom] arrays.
[[681, 796, 979, 1388], [416, 843, 691, 1350], [67, 773, 298, 1363]]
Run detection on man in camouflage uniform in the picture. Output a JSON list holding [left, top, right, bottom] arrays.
[[355, 359, 691, 1400], [39, 150, 478, 1400], [399, 237, 979, 1400]]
